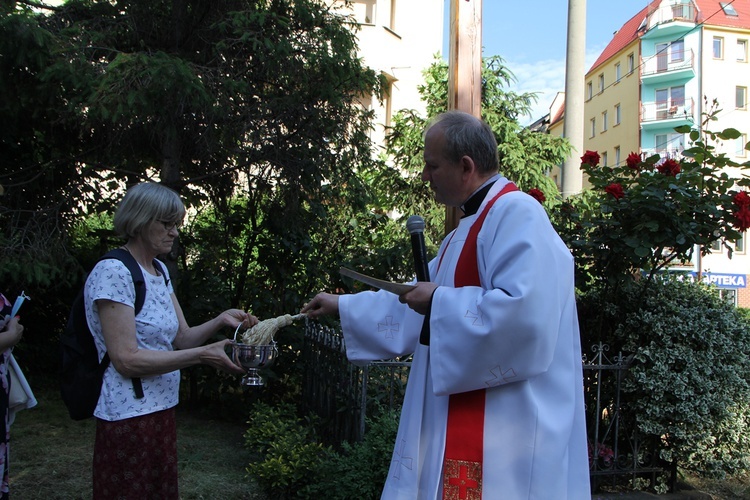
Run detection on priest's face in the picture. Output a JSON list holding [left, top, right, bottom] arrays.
[[422, 126, 465, 207]]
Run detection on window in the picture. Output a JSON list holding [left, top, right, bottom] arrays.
[[615, 146, 621, 166], [672, 2, 691, 19], [655, 134, 668, 155], [656, 85, 685, 119], [711, 239, 722, 252], [656, 132, 685, 156], [587, 82, 593, 100], [721, 2, 739, 16], [590, 118, 596, 138], [719, 289, 737, 306], [671, 40, 685, 62], [737, 86, 747, 109], [738, 40, 748, 62], [656, 42, 669, 72], [615, 63, 621, 82], [350, 0, 376, 24], [615, 104, 621, 125], [737, 134, 748, 157], [383, 77, 394, 127], [736, 232, 746, 253], [598, 74, 605, 93], [627, 53, 635, 74], [602, 151, 608, 167], [714, 36, 724, 59], [602, 111, 608, 132]]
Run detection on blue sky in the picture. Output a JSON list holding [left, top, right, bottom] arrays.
[[443, 1, 652, 123]]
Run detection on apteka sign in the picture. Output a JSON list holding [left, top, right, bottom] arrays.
[[692, 272, 747, 288]]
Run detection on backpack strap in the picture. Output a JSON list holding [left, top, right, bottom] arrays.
[[99, 248, 170, 400]]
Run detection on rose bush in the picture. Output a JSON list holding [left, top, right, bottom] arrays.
[[554, 110, 750, 292], [555, 104, 750, 487]]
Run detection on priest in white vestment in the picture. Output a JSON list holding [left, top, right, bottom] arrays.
[[302, 111, 591, 500]]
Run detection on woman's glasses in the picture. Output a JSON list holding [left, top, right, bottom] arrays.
[[157, 220, 182, 232]]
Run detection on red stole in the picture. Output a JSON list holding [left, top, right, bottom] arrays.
[[442, 182, 518, 500]]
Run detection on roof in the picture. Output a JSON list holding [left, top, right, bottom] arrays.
[[695, 0, 750, 29], [549, 92, 565, 126], [588, 0, 750, 74], [588, 0, 657, 74]]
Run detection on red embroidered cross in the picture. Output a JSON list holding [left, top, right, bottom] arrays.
[[448, 465, 478, 499]]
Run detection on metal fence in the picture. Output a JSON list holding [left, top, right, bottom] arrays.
[[583, 342, 674, 492], [301, 321, 410, 444], [302, 322, 673, 491]]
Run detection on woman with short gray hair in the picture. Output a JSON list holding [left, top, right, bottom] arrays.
[[85, 182, 257, 499]]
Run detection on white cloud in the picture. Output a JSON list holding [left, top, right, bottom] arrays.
[[506, 45, 608, 126]]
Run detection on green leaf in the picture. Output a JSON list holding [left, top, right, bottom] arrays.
[[635, 246, 652, 257]]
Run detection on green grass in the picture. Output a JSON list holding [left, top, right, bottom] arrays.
[[11, 384, 750, 500], [9, 383, 270, 500]]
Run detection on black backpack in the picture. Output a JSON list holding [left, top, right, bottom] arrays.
[[59, 248, 167, 420]]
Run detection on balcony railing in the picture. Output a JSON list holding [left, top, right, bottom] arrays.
[[641, 98, 695, 124], [640, 148, 684, 164], [641, 48, 695, 79], [646, 3, 696, 30]]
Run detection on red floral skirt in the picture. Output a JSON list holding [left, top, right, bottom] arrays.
[[93, 407, 178, 500]]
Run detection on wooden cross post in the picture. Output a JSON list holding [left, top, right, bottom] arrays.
[[446, 0, 483, 234]]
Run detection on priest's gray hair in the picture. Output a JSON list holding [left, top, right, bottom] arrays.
[[426, 110, 499, 174], [114, 182, 186, 239]]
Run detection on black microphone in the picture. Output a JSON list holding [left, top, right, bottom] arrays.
[[406, 215, 430, 282]]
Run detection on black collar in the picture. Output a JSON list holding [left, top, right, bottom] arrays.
[[461, 181, 497, 217]]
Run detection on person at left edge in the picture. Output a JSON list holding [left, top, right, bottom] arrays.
[[0, 294, 23, 500], [85, 182, 257, 500]]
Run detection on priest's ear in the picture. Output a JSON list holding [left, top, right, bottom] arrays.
[[459, 155, 478, 180]]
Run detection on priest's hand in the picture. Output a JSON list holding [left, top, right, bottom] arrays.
[[398, 282, 438, 315], [301, 292, 340, 318]]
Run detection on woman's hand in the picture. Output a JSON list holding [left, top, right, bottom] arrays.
[[201, 339, 246, 375], [219, 309, 259, 330], [0, 316, 23, 350]]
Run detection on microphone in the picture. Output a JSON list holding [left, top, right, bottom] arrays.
[[406, 215, 430, 282]]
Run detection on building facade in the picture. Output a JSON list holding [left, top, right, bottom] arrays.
[[333, 0, 444, 152], [582, 0, 750, 306]]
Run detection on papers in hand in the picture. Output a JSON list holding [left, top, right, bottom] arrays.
[[1, 291, 29, 330], [339, 267, 416, 295], [11, 291, 29, 318]]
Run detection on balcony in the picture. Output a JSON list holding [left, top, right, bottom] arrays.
[[641, 4, 696, 38], [640, 98, 695, 130], [641, 49, 695, 85], [640, 148, 684, 163]]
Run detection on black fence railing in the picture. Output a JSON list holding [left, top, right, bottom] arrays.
[[302, 322, 673, 492], [583, 343, 674, 492]]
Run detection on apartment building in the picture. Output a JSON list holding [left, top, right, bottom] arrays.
[[333, 0, 444, 152], [582, 0, 750, 306]]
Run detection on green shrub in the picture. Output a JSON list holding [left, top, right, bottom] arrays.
[[244, 402, 398, 499], [300, 409, 399, 499], [244, 402, 334, 499], [581, 277, 750, 479]]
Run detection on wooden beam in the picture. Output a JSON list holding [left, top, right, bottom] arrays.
[[446, 0, 482, 233]]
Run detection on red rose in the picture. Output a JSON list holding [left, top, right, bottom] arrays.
[[733, 206, 750, 231], [528, 188, 546, 203], [580, 150, 600, 167], [626, 152, 641, 170], [657, 158, 681, 176], [605, 183, 625, 200], [733, 191, 750, 208]]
